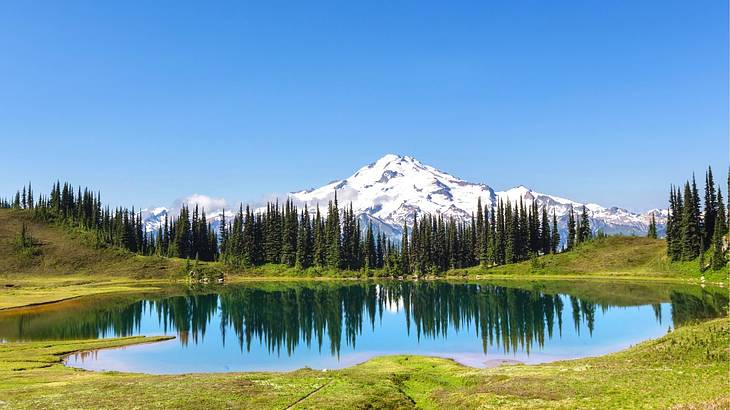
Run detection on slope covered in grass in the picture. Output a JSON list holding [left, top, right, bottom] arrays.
[[454, 236, 729, 281], [0, 209, 184, 279]]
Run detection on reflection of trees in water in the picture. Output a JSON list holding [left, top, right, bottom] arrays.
[[670, 290, 729, 327], [2, 284, 727, 357], [118, 283, 623, 356], [151, 293, 220, 346]]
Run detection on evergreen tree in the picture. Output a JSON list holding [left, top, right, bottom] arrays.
[[550, 211, 560, 253], [295, 206, 313, 269], [495, 201, 505, 265], [703, 167, 718, 249], [504, 200, 515, 263], [325, 193, 341, 269], [313, 205, 326, 267], [242, 206, 256, 265], [647, 214, 658, 239], [219, 209, 228, 262], [400, 222, 410, 275], [540, 206, 550, 255], [264, 201, 282, 263], [280, 199, 298, 267], [680, 180, 701, 260], [363, 221, 375, 270], [27, 182, 33, 209], [174, 205, 192, 258], [711, 189, 727, 270], [666, 186, 683, 261], [566, 206, 576, 251], [487, 207, 496, 264], [577, 205, 591, 243], [475, 198, 485, 264]]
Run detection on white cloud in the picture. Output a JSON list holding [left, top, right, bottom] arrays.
[[174, 194, 228, 212]]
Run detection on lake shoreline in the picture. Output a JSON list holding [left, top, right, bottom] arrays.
[[1, 317, 727, 408]]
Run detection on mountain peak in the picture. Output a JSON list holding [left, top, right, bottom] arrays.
[[376, 153, 403, 163]]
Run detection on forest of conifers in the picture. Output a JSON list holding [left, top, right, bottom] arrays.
[[3, 166, 726, 274]]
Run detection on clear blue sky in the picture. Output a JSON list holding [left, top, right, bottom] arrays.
[[1, 1, 727, 212]]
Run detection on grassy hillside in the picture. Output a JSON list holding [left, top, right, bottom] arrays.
[[0, 317, 727, 409], [0, 209, 183, 279], [452, 236, 729, 282]]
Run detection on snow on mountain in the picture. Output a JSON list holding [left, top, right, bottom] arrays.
[[291, 154, 492, 229], [141, 154, 666, 244], [289, 154, 666, 242]]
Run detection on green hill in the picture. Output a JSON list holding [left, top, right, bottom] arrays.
[[0, 209, 181, 279], [452, 235, 728, 281]]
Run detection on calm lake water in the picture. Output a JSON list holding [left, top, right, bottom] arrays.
[[0, 280, 726, 373]]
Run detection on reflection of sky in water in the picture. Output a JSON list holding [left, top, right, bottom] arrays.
[[66, 296, 670, 374]]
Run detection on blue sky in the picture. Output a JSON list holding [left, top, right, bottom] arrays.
[[1, 1, 727, 212]]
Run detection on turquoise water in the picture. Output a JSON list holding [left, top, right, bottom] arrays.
[[1, 281, 726, 374]]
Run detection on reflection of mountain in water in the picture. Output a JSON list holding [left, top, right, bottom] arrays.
[[0, 282, 727, 357]]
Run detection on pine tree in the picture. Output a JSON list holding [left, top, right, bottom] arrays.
[[703, 167, 718, 249], [681, 180, 701, 260], [566, 206, 576, 251], [326, 193, 341, 269], [410, 215, 419, 273], [280, 199, 298, 267], [495, 201, 505, 265], [363, 221, 375, 270], [540, 206, 550, 255], [296, 205, 313, 269], [219, 209, 228, 262], [550, 211, 560, 253], [487, 207, 496, 264], [578, 205, 591, 243], [647, 214, 657, 239], [666, 186, 682, 261], [27, 182, 33, 209], [504, 200, 515, 263], [313, 205, 326, 267], [174, 205, 192, 258], [711, 189, 727, 270], [243, 206, 256, 265], [475, 198, 485, 264], [400, 222, 410, 275]]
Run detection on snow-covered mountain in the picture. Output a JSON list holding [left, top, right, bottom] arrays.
[[289, 154, 666, 242], [142, 154, 666, 244]]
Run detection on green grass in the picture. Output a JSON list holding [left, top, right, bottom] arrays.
[[0, 317, 727, 409], [451, 236, 729, 283]]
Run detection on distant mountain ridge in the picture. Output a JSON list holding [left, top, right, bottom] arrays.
[[142, 154, 666, 244]]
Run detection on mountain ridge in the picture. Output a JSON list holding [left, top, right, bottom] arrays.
[[142, 154, 667, 244]]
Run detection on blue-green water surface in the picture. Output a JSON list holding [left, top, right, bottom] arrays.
[[0, 280, 725, 374]]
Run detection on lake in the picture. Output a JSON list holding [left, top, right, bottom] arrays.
[[0, 280, 726, 374]]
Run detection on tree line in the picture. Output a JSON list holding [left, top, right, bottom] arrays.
[[666, 166, 728, 270], [217, 194, 575, 275], [2, 181, 219, 261], [4, 182, 623, 275]]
